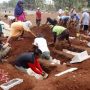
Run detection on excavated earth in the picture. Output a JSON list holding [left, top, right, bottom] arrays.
[[0, 13, 90, 90]]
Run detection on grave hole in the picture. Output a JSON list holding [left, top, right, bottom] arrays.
[[41, 51, 70, 73]]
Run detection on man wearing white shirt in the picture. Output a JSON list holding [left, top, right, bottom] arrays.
[[80, 9, 90, 34], [33, 35, 52, 61]]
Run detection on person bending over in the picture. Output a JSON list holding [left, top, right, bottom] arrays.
[[15, 49, 48, 79], [51, 25, 71, 46], [6, 21, 36, 43], [33, 35, 52, 61], [46, 17, 57, 26]]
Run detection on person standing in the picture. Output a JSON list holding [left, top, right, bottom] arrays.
[[36, 8, 42, 27], [80, 9, 90, 35], [14, 0, 26, 22]]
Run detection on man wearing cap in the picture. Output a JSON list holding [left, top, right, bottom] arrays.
[[6, 21, 36, 43], [36, 7, 42, 27]]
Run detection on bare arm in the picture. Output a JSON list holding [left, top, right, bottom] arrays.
[[28, 30, 36, 37], [6, 36, 12, 44], [24, 27, 36, 37]]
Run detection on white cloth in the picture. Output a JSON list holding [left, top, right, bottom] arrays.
[[59, 16, 70, 20], [23, 21, 32, 32], [8, 16, 15, 20], [82, 12, 90, 25], [0, 21, 10, 37], [33, 37, 49, 53]]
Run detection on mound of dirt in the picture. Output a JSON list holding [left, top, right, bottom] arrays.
[[0, 14, 90, 90]]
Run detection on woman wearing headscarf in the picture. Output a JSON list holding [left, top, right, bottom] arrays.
[[14, 0, 26, 22]]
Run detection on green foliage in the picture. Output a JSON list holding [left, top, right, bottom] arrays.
[[53, 0, 86, 10], [0, 0, 88, 11], [87, 0, 90, 7]]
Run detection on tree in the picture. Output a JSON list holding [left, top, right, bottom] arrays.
[[0, 0, 88, 11]]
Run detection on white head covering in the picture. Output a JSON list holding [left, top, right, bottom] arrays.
[[23, 21, 32, 31]]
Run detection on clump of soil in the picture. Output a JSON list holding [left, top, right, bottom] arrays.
[[0, 13, 90, 90]]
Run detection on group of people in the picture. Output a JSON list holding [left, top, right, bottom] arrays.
[[0, 0, 90, 80], [57, 7, 90, 35]]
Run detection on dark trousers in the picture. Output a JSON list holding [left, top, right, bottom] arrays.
[[36, 19, 41, 26], [58, 30, 69, 40]]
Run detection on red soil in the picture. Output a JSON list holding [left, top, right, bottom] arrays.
[[0, 13, 90, 90]]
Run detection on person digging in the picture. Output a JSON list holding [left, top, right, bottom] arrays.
[[32, 34, 60, 65], [46, 17, 57, 26], [6, 21, 36, 43], [14, 48, 48, 80], [49, 22, 71, 48], [0, 38, 11, 62]]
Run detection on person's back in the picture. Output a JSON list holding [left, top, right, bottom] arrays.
[[61, 16, 70, 19], [10, 21, 23, 36], [36, 8, 41, 26], [33, 37, 49, 53], [11, 21, 23, 29], [53, 25, 66, 36], [46, 17, 57, 25], [82, 12, 90, 25], [15, 52, 35, 68]]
